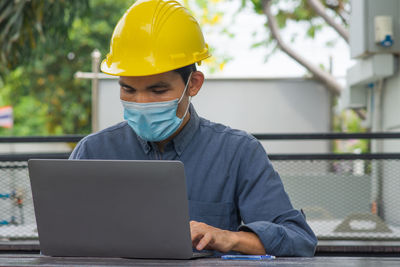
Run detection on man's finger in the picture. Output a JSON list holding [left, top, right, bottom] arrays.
[[191, 233, 203, 248], [190, 227, 203, 240], [190, 220, 205, 241], [196, 232, 214, 251]]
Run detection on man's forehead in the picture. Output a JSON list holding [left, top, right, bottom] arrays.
[[119, 71, 180, 84]]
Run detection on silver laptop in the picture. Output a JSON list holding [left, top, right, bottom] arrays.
[[28, 159, 210, 259]]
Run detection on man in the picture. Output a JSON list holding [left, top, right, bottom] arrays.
[[70, 0, 317, 256]]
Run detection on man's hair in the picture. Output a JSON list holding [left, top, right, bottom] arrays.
[[173, 64, 197, 84]]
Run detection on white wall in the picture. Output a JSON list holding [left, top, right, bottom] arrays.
[[97, 76, 332, 154], [0, 143, 71, 154]]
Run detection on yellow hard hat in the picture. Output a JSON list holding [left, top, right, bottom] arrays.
[[101, 0, 211, 76]]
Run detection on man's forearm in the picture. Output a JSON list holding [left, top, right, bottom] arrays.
[[230, 231, 266, 255]]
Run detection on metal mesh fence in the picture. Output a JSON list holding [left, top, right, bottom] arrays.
[[0, 162, 37, 240], [272, 158, 400, 241], [1, 156, 400, 241], [1, 133, 400, 244]]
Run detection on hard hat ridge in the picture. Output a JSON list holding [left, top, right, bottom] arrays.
[[151, 1, 183, 38]]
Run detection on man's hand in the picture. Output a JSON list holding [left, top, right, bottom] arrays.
[[190, 221, 237, 252], [190, 220, 266, 254]]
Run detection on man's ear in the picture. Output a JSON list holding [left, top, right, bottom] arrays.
[[188, 71, 204, 97]]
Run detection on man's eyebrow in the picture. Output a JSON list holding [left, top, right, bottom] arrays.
[[118, 81, 135, 90], [146, 82, 170, 90]]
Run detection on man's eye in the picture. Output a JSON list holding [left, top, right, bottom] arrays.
[[153, 90, 168, 94], [122, 86, 134, 93]]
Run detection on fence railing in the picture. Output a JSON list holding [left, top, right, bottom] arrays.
[[2, 132, 400, 143]]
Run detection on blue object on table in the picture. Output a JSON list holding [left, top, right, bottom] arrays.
[[221, 254, 276, 260], [0, 193, 11, 199]]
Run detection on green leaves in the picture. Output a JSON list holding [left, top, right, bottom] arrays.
[[0, 0, 89, 72], [306, 23, 324, 38], [0, 0, 352, 136], [247, 0, 349, 39], [0, 0, 133, 136], [249, 0, 263, 14]]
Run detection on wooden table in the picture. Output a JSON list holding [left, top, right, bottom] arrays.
[[0, 254, 400, 267]]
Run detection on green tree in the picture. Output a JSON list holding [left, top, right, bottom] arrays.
[[0, 0, 89, 76], [1, 0, 363, 137], [185, 0, 366, 152], [186, 0, 350, 95], [0, 0, 133, 136]]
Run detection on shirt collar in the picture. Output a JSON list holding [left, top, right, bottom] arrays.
[[172, 104, 200, 156], [136, 104, 200, 156], [137, 133, 151, 154]]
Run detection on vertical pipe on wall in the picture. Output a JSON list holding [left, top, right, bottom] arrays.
[[91, 49, 101, 133], [371, 79, 384, 218]]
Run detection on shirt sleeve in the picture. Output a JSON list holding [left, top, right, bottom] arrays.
[[236, 137, 317, 257], [69, 138, 89, 159]]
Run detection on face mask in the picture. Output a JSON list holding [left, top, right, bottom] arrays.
[[121, 73, 192, 142]]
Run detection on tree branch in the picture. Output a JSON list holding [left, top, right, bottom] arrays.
[[307, 0, 349, 43], [262, 0, 343, 96], [353, 108, 367, 121], [325, 2, 350, 26], [336, 10, 350, 26]]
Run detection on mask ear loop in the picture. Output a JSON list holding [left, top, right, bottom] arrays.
[[178, 72, 193, 103], [178, 71, 193, 119]]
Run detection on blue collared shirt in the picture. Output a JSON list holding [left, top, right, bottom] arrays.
[[69, 104, 317, 256]]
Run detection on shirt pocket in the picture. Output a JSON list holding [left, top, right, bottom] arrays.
[[188, 200, 238, 231]]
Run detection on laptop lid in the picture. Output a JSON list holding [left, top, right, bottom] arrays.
[[28, 159, 194, 259]]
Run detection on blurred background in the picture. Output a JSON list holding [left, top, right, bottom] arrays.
[[1, 0, 400, 255]]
